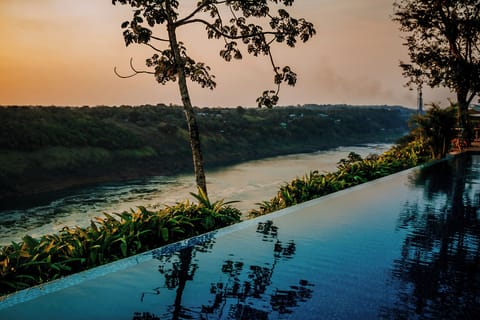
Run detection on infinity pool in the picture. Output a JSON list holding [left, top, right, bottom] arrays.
[[1, 153, 479, 319]]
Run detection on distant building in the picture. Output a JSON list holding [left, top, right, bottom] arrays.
[[469, 104, 480, 141], [417, 87, 424, 115]]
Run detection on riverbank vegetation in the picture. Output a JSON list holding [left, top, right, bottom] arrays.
[[0, 130, 431, 297], [0, 139, 427, 297], [4, 104, 448, 297], [0, 190, 241, 296], [250, 105, 458, 215], [250, 139, 429, 216], [0, 104, 412, 202]]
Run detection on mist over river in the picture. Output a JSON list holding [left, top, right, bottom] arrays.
[[0, 144, 391, 246]]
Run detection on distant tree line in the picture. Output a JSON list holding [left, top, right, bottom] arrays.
[[0, 106, 142, 151], [0, 104, 413, 201]]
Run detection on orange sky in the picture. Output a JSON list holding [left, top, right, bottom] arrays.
[[0, 0, 452, 108]]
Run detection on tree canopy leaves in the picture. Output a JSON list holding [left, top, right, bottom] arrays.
[[392, 0, 480, 130], [112, 0, 315, 194], [113, 0, 316, 107]]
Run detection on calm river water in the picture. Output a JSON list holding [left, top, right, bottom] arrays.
[[0, 144, 390, 246]]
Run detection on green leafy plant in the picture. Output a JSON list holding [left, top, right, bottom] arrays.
[[411, 104, 457, 159], [0, 193, 241, 296], [249, 142, 431, 217]]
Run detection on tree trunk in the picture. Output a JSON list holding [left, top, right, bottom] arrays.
[[172, 247, 194, 319], [457, 88, 471, 145], [166, 5, 207, 195]]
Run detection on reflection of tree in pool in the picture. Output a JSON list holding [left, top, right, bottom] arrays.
[[382, 155, 480, 319], [132, 235, 216, 320], [132, 220, 313, 319], [202, 220, 314, 319], [408, 158, 455, 200]]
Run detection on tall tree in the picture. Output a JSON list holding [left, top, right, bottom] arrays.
[[112, 0, 316, 195], [413, 104, 457, 159], [392, 0, 480, 141]]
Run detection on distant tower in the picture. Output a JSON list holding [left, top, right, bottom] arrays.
[[417, 86, 424, 115]]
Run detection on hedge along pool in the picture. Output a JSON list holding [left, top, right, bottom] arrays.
[[1, 153, 479, 319]]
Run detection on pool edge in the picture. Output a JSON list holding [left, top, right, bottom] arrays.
[[0, 164, 421, 310]]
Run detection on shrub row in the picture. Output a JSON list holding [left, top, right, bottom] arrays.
[[249, 139, 430, 216], [0, 190, 241, 296]]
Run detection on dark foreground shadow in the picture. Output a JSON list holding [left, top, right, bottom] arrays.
[[382, 154, 480, 319]]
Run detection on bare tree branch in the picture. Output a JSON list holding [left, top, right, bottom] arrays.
[[114, 58, 155, 78], [151, 35, 169, 42], [174, 0, 221, 27], [177, 18, 282, 40], [144, 42, 165, 53]]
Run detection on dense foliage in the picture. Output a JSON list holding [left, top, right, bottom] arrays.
[[0, 123, 433, 297], [0, 106, 142, 151], [113, 0, 316, 109], [408, 104, 457, 159], [393, 0, 480, 135], [250, 139, 430, 216], [0, 190, 240, 296], [0, 104, 413, 201]]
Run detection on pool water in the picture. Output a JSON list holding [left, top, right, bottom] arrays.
[[1, 153, 479, 319]]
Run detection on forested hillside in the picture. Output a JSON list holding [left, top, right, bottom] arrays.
[[0, 104, 414, 201]]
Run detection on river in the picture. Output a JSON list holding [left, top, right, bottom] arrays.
[[0, 144, 391, 246]]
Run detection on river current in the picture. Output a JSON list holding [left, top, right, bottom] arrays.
[[0, 144, 390, 246]]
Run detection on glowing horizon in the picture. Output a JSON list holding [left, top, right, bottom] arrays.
[[0, 0, 453, 108]]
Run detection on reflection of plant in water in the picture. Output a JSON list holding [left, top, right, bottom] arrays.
[[382, 155, 480, 319], [133, 220, 314, 319], [407, 159, 454, 201], [132, 234, 216, 320], [202, 220, 314, 319]]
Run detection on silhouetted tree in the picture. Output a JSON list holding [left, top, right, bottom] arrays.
[[112, 0, 316, 195], [393, 0, 480, 140]]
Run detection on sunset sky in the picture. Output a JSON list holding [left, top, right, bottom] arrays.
[[0, 0, 453, 108]]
